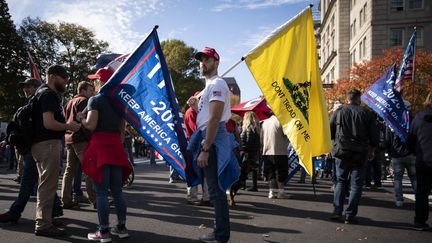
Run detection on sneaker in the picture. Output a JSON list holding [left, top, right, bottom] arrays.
[[0, 212, 18, 224], [13, 176, 21, 183], [395, 201, 403, 207], [344, 216, 359, 224], [277, 191, 289, 199], [52, 218, 65, 228], [110, 225, 129, 239], [268, 191, 277, 199], [199, 232, 217, 243], [87, 230, 112, 242], [73, 195, 90, 204], [413, 222, 430, 231], [330, 214, 342, 221], [62, 201, 78, 209], [246, 187, 258, 192], [35, 225, 66, 237]]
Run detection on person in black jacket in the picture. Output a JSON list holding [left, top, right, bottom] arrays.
[[385, 101, 416, 207], [240, 111, 261, 191], [330, 89, 379, 224], [408, 92, 432, 230]]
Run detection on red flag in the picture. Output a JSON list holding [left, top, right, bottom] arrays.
[[27, 52, 42, 82]]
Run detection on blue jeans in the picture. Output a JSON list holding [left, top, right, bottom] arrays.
[[203, 147, 230, 243], [392, 156, 416, 202], [333, 158, 366, 218], [9, 153, 62, 219], [149, 147, 156, 166], [93, 165, 127, 231]]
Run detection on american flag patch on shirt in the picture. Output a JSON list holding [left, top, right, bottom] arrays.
[[213, 91, 222, 96]]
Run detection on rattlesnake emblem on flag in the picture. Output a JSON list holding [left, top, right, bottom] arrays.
[[283, 77, 311, 121]]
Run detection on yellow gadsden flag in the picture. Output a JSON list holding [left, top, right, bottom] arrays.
[[244, 7, 331, 175]]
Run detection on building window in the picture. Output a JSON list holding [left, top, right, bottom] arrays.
[[408, 0, 423, 9], [331, 31, 335, 51], [359, 41, 363, 58], [331, 15, 335, 29], [353, 49, 356, 64], [360, 9, 363, 27], [390, 28, 404, 46], [362, 36, 366, 58], [350, 24, 353, 40], [330, 67, 335, 82], [391, 0, 404, 11], [363, 3, 367, 24], [353, 19, 357, 37]]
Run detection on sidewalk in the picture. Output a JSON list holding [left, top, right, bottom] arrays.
[[1, 160, 431, 243]]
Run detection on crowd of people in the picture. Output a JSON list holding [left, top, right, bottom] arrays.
[[0, 46, 431, 243]]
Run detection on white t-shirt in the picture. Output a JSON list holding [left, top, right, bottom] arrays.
[[196, 75, 232, 130]]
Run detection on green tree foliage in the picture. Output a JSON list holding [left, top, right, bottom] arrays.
[[19, 18, 109, 98], [161, 39, 203, 108], [0, 0, 27, 121]]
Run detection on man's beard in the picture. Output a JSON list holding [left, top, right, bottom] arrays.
[[201, 66, 215, 76], [54, 81, 66, 93]]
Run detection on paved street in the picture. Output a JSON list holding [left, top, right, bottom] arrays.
[[1, 158, 431, 243]]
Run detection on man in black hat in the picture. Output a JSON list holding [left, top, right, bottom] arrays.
[[14, 78, 40, 182], [31, 65, 80, 237], [19, 78, 41, 99]]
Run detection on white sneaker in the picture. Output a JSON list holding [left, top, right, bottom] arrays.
[[268, 191, 277, 199], [395, 201, 403, 207]]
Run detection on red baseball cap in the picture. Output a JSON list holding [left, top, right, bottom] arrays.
[[87, 68, 114, 83], [194, 47, 220, 61]]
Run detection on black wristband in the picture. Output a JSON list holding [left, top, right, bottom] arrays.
[[201, 147, 210, 153]]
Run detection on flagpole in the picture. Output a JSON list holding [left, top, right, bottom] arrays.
[[221, 57, 245, 77], [412, 26, 416, 83]]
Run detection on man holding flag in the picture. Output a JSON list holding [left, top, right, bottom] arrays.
[[187, 47, 239, 243]]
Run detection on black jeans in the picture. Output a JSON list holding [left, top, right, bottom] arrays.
[[414, 165, 432, 224], [263, 155, 288, 182], [365, 152, 383, 187]]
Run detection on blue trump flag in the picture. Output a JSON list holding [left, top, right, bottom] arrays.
[[99, 26, 189, 180], [395, 29, 416, 93], [361, 64, 410, 142]]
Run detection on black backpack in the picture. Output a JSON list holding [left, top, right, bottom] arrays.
[[6, 86, 49, 154]]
